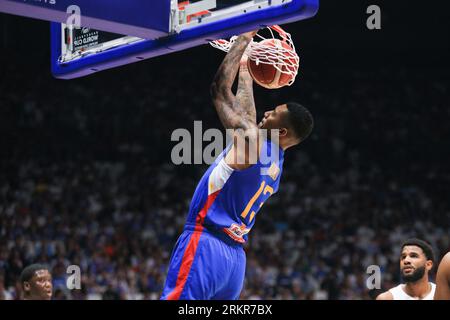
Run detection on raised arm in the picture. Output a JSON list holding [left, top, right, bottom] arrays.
[[235, 55, 257, 125], [210, 31, 257, 131], [211, 31, 261, 169]]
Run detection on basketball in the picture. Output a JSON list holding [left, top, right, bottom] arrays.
[[247, 38, 298, 89]]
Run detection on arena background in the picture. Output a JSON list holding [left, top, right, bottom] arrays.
[[1, 0, 449, 300]]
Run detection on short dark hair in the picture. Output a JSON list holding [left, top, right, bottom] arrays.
[[20, 264, 49, 284], [286, 102, 314, 142], [401, 238, 435, 263]]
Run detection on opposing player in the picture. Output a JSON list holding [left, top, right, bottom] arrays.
[[20, 264, 53, 300], [434, 251, 450, 300], [376, 238, 435, 300], [160, 30, 314, 300]]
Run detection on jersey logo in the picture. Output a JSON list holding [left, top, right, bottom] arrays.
[[267, 163, 280, 181], [223, 223, 250, 243]]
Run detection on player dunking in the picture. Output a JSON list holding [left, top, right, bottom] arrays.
[[160, 30, 314, 300], [434, 251, 450, 300]]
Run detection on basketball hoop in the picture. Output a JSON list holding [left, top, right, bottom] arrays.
[[210, 25, 299, 86]]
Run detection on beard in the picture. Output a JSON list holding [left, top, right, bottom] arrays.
[[401, 265, 426, 283]]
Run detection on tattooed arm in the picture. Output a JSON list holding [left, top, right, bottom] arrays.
[[210, 31, 260, 169], [235, 55, 257, 125], [210, 31, 257, 130]]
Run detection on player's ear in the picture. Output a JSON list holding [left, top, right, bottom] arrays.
[[426, 260, 433, 271], [279, 127, 288, 137], [23, 281, 31, 292]]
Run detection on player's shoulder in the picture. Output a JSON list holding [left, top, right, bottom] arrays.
[[438, 252, 450, 274], [376, 290, 394, 300], [442, 252, 450, 264]]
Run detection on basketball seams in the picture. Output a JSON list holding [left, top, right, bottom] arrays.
[[247, 38, 295, 89]]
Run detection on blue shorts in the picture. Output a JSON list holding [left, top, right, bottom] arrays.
[[160, 227, 246, 300]]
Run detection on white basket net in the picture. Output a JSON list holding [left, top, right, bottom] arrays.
[[210, 25, 299, 86]]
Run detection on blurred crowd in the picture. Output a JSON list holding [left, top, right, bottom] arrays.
[[0, 53, 449, 300]]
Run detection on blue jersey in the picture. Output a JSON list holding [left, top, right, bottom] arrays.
[[161, 138, 285, 300], [184, 138, 284, 243]]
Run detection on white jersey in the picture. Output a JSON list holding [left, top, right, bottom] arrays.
[[389, 283, 436, 300]]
